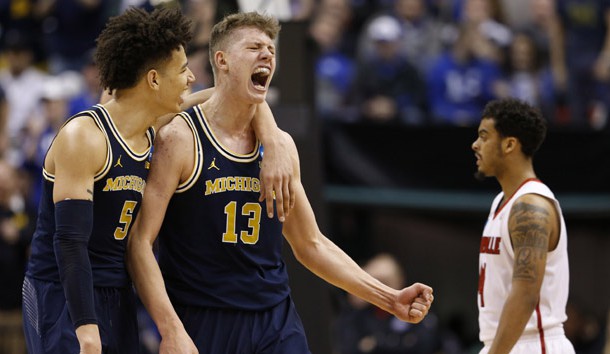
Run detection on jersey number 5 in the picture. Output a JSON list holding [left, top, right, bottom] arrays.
[[222, 201, 261, 244], [114, 200, 137, 240]]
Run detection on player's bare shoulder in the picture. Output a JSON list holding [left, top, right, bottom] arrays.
[[152, 114, 196, 184], [156, 114, 193, 151], [45, 115, 107, 175]]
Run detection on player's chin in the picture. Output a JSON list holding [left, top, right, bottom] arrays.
[[474, 170, 487, 181]]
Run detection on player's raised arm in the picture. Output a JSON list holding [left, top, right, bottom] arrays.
[[280, 133, 433, 323]]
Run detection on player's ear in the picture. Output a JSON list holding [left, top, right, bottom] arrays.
[[215, 51, 228, 71], [147, 70, 160, 89], [503, 137, 518, 154]]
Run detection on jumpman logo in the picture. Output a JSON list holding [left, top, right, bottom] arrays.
[[114, 155, 123, 168], [208, 158, 220, 171]]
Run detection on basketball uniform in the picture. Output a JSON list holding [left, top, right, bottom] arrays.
[[478, 178, 575, 353], [23, 105, 153, 353], [158, 105, 310, 353]]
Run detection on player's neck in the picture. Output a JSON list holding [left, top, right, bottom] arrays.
[[497, 165, 537, 199], [202, 94, 256, 133], [102, 95, 157, 139], [201, 97, 257, 154]]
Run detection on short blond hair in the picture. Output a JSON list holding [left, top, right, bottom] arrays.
[[208, 12, 281, 75]]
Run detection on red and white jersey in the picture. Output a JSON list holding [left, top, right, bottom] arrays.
[[478, 179, 570, 344]]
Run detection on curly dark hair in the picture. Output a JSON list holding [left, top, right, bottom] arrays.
[[95, 7, 193, 91], [481, 98, 547, 157], [209, 12, 280, 74]]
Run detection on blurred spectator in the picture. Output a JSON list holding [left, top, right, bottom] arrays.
[[332, 253, 442, 354], [318, 0, 362, 56], [23, 76, 71, 169], [555, 0, 610, 130], [182, 0, 216, 93], [394, 0, 444, 72], [0, 160, 35, 354], [344, 0, 394, 42], [500, 0, 533, 29], [186, 44, 214, 93], [0, 30, 49, 167], [118, 0, 182, 12], [358, 0, 444, 73], [311, 5, 357, 122], [67, 49, 102, 116], [496, 30, 558, 121], [511, 0, 569, 126], [444, 0, 511, 64], [0, 86, 7, 157], [34, 0, 115, 74], [425, 23, 502, 126], [237, 0, 315, 21], [0, 0, 45, 61], [21, 73, 81, 209], [182, 0, 222, 54], [352, 15, 427, 125]]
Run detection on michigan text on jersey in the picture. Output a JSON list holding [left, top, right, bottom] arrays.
[[102, 175, 146, 195], [205, 177, 261, 195]]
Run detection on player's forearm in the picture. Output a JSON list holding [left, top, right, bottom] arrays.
[[181, 87, 214, 110], [489, 287, 539, 354], [295, 234, 398, 314], [127, 237, 184, 336], [251, 101, 279, 146], [54, 200, 97, 327], [153, 88, 216, 131], [284, 185, 399, 314]]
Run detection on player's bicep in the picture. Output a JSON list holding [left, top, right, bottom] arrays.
[[508, 195, 552, 285], [52, 119, 106, 202]]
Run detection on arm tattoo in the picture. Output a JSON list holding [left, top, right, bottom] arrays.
[[509, 201, 551, 282]]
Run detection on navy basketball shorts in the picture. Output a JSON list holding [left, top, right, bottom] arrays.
[[176, 295, 311, 354], [22, 276, 139, 354]]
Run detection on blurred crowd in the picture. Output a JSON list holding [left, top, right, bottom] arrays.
[[312, 0, 610, 129], [0, 0, 609, 353]]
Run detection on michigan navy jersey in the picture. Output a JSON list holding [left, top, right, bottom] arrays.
[[158, 104, 289, 310], [26, 104, 153, 288]]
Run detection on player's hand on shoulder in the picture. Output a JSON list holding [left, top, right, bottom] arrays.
[[259, 130, 298, 222], [394, 282, 434, 324]]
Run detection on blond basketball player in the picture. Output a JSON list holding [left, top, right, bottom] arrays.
[[472, 98, 575, 354]]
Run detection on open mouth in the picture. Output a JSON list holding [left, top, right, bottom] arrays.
[[251, 67, 271, 90]]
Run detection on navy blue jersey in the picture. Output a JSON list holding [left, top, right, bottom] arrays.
[[158, 105, 289, 310], [26, 105, 153, 288]]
